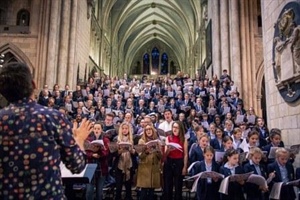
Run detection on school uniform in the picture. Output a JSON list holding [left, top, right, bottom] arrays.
[[192, 161, 221, 200], [219, 163, 245, 200], [267, 161, 296, 200], [210, 138, 224, 151], [244, 160, 268, 200], [189, 144, 204, 164]]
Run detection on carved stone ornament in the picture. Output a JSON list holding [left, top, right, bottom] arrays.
[[272, 2, 300, 103]]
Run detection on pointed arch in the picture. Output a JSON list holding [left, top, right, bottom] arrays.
[[0, 43, 35, 76], [256, 60, 266, 120]]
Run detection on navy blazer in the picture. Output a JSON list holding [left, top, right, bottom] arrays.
[[189, 145, 204, 164], [210, 138, 224, 151], [192, 161, 221, 200], [220, 165, 245, 200], [267, 161, 296, 200], [244, 161, 268, 200]]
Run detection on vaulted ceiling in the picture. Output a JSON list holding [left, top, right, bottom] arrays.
[[102, 0, 202, 72]]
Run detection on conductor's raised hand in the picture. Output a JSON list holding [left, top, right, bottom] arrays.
[[73, 118, 93, 151]]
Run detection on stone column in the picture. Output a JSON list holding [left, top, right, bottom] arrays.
[[220, 0, 230, 73], [36, 0, 50, 88], [240, 0, 249, 105], [57, 0, 71, 87], [68, 0, 78, 89], [46, 0, 60, 87], [230, 0, 242, 93], [212, 0, 221, 77]]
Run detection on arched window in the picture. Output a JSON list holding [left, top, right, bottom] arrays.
[[151, 47, 159, 74], [143, 53, 150, 74], [17, 9, 30, 26], [161, 53, 168, 74]]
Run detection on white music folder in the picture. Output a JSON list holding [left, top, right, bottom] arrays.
[[60, 163, 97, 183]]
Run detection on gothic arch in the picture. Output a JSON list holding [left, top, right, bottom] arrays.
[[256, 60, 266, 120], [0, 43, 35, 77]]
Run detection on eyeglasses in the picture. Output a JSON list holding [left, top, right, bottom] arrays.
[[145, 128, 152, 131], [173, 126, 179, 129]]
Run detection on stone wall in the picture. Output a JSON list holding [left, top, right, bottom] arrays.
[[261, 0, 300, 167]]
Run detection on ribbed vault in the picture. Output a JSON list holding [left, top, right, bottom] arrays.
[[102, 0, 201, 74]]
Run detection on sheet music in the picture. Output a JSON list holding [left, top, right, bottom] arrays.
[[60, 163, 97, 182], [103, 89, 110, 97], [168, 91, 174, 97], [187, 161, 201, 173], [247, 115, 256, 124], [219, 176, 230, 195], [215, 151, 225, 163], [268, 147, 279, 159], [167, 142, 183, 152], [247, 174, 268, 188], [222, 106, 230, 114], [269, 182, 283, 200]]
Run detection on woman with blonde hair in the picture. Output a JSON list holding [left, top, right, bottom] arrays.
[[112, 122, 137, 200]]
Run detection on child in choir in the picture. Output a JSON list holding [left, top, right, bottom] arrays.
[[189, 133, 209, 164], [267, 148, 296, 200], [231, 127, 243, 150], [222, 136, 234, 152], [215, 136, 233, 165], [136, 125, 162, 200], [191, 146, 221, 200], [163, 121, 188, 200], [85, 122, 110, 200], [112, 122, 137, 200], [210, 127, 224, 150], [219, 149, 245, 200], [240, 130, 260, 153], [262, 128, 285, 164], [243, 147, 269, 200]]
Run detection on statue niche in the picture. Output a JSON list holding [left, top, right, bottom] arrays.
[[273, 8, 300, 83], [272, 4, 300, 103]]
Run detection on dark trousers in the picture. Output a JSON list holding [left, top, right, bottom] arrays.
[[163, 157, 184, 200], [140, 188, 155, 200], [115, 168, 133, 200]]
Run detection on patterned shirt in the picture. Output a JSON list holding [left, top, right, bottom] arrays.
[[0, 98, 86, 199]]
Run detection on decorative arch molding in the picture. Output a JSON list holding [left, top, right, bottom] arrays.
[[256, 60, 264, 94], [256, 60, 264, 116], [0, 43, 35, 76]]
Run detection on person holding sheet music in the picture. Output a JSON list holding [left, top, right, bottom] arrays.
[[267, 148, 296, 200], [210, 127, 224, 150], [254, 117, 269, 148], [219, 149, 245, 200], [85, 122, 110, 200], [190, 146, 221, 200], [231, 128, 243, 150], [243, 147, 269, 200], [163, 121, 188, 200], [223, 120, 234, 136], [112, 122, 137, 200], [189, 134, 209, 164], [262, 129, 286, 165], [158, 109, 174, 132], [240, 130, 260, 153], [136, 125, 162, 200]]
